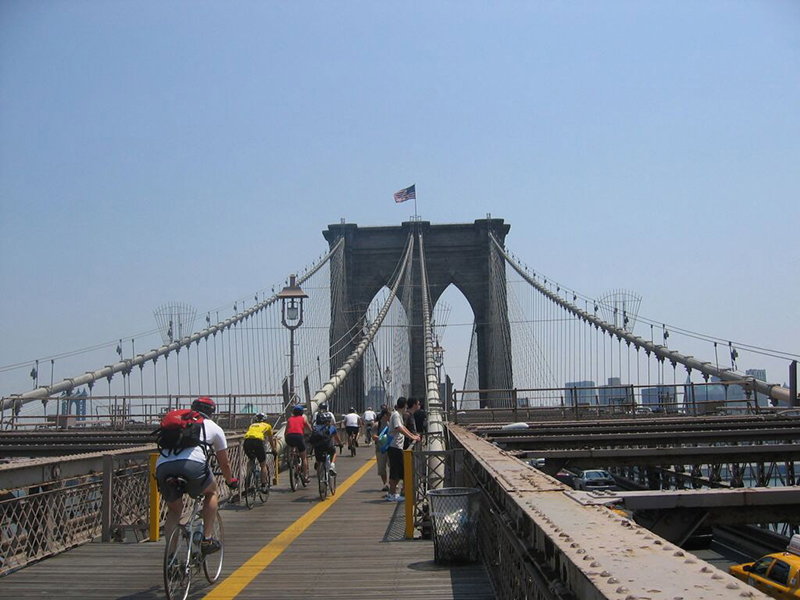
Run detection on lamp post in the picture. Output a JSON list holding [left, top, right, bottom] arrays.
[[383, 366, 393, 407], [433, 345, 444, 377], [277, 274, 308, 418], [433, 342, 445, 404]]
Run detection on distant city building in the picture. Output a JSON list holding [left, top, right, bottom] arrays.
[[746, 369, 767, 382], [598, 377, 633, 406], [708, 376, 748, 401], [640, 385, 679, 411], [685, 376, 750, 413], [365, 385, 387, 408], [565, 380, 596, 406]]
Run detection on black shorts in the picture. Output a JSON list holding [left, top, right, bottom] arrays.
[[345, 426, 359, 436], [286, 433, 306, 452], [156, 459, 213, 502], [388, 447, 404, 481], [243, 438, 267, 462]]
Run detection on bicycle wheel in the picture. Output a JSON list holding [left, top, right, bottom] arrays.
[[317, 461, 327, 501], [329, 470, 336, 496], [203, 510, 225, 583], [164, 525, 192, 600], [258, 463, 269, 503], [289, 452, 297, 492], [299, 458, 308, 487], [244, 464, 256, 509], [350, 438, 356, 457]]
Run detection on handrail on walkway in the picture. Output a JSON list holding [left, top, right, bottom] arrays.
[[0, 435, 250, 577]]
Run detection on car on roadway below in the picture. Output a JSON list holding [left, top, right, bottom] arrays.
[[730, 534, 800, 598], [573, 469, 616, 491]]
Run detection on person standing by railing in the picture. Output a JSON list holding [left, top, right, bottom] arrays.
[[403, 398, 419, 450], [414, 399, 427, 435], [372, 408, 391, 491], [387, 397, 419, 502]]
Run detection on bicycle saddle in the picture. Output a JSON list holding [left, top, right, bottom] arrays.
[[164, 476, 189, 491]]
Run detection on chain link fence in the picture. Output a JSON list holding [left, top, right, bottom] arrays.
[[1, 436, 246, 577]]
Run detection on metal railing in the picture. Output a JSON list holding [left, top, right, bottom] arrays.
[[451, 380, 775, 424], [0, 393, 283, 430], [403, 437, 463, 539], [0, 436, 246, 577]]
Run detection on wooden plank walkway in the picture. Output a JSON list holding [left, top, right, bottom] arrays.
[[1, 450, 495, 600]]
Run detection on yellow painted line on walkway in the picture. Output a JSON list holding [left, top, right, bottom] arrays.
[[204, 458, 377, 600]]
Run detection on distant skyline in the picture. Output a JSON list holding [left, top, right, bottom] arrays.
[[1, 1, 798, 397]]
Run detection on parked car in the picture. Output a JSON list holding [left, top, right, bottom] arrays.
[[730, 534, 800, 598], [573, 469, 616, 491]]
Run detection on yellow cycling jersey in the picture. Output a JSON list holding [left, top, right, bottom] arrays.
[[244, 422, 273, 441]]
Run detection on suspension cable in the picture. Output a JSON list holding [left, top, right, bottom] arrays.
[[490, 233, 791, 405]]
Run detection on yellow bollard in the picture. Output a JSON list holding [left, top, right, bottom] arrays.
[[403, 448, 414, 539], [149, 453, 160, 542]]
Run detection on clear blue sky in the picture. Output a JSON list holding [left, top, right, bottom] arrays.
[[1, 1, 798, 395]]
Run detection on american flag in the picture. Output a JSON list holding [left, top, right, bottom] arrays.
[[393, 184, 416, 203]]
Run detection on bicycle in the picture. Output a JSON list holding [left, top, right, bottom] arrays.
[[243, 454, 270, 509], [347, 431, 357, 457], [287, 446, 307, 492], [364, 422, 374, 446], [315, 449, 336, 500], [162, 477, 225, 600]]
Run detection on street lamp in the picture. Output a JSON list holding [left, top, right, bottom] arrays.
[[433, 344, 445, 381], [433, 342, 445, 411], [277, 274, 308, 417]]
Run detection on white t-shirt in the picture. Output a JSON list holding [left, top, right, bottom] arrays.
[[156, 418, 227, 466], [363, 410, 376, 422], [389, 410, 405, 450], [344, 413, 360, 427]]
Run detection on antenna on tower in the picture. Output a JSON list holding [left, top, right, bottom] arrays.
[[597, 290, 642, 333], [154, 302, 197, 344]]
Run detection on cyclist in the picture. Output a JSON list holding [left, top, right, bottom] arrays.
[[362, 406, 376, 446], [156, 396, 237, 555], [344, 407, 361, 450], [285, 404, 312, 483], [312, 401, 340, 475], [243, 413, 277, 492]]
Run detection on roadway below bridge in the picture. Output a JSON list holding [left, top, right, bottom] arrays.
[[0, 428, 248, 458], [1, 451, 494, 599]]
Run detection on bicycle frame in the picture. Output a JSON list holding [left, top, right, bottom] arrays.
[[163, 486, 224, 600]]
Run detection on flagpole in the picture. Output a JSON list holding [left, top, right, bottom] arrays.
[[414, 196, 418, 220]]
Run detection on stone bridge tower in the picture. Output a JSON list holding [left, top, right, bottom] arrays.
[[322, 218, 513, 409]]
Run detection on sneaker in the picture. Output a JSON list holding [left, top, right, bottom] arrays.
[[381, 484, 389, 492], [387, 494, 404, 502], [200, 537, 222, 555], [260, 483, 270, 493], [329, 463, 337, 476]]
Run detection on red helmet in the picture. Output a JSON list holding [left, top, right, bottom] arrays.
[[191, 396, 216, 416]]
